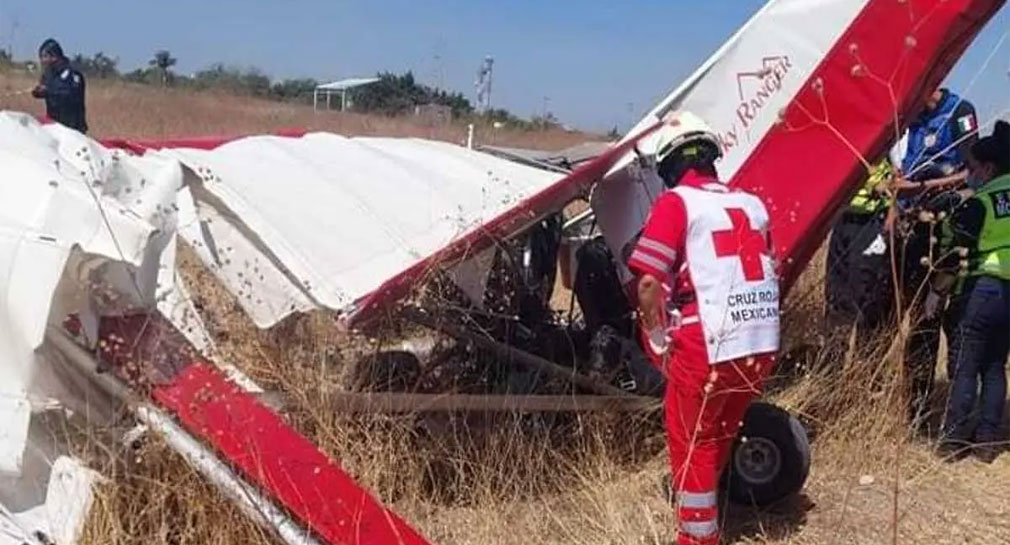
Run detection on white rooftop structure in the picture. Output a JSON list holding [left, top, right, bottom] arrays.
[[313, 77, 380, 112]]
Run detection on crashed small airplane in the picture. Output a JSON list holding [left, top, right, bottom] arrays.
[[1, 1, 1005, 544]]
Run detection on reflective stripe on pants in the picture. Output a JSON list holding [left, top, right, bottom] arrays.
[[665, 353, 774, 545], [677, 490, 717, 509], [680, 519, 719, 539]]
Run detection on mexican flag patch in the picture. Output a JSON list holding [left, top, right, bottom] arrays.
[[957, 114, 977, 133]]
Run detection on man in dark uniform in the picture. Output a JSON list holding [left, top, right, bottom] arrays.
[[890, 87, 978, 431], [31, 38, 88, 134]]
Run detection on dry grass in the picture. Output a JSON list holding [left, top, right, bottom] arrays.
[[78, 246, 1010, 545], [77, 243, 1010, 545], [0, 69, 594, 150], [5, 69, 1008, 545]]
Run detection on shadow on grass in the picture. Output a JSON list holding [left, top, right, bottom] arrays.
[[723, 493, 816, 543]]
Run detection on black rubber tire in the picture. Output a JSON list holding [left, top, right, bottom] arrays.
[[723, 401, 811, 506]]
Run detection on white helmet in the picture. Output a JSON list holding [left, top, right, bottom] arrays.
[[653, 110, 722, 165]]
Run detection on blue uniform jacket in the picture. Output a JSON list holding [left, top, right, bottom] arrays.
[[35, 60, 88, 134], [901, 89, 976, 182]]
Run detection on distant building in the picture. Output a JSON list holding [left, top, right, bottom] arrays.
[[313, 77, 379, 112]]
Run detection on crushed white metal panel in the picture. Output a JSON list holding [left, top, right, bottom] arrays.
[[0, 508, 30, 545], [0, 112, 171, 471], [1, 456, 104, 545], [1, 364, 112, 545], [2, 424, 102, 545], [0, 400, 29, 477], [178, 200, 318, 329], [161, 133, 564, 328], [0, 113, 559, 500], [0, 111, 194, 540]]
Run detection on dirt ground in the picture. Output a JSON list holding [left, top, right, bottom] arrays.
[[412, 449, 1010, 545]]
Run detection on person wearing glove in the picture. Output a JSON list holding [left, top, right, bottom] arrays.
[[32, 38, 88, 134], [626, 111, 780, 545], [932, 120, 1010, 463], [885, 87, 979, 431]]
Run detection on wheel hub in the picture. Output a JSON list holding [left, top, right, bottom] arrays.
[[733, 436, 782, 485]]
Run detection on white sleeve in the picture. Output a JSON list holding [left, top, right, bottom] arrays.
[[889, 129, 908, 170]]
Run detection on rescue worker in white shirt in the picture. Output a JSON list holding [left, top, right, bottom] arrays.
[[627, 111, 780, 545]]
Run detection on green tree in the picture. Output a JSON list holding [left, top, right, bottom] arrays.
[[271, 78, 319, 103], [71, 52, 119, 79], [239, 68, 272, 97], [349, 71, 475, 117], [149, 50, 177, 85], [123, 67, 160, 85], [530, 112, 560, 131], [192, 64, 271, 96]]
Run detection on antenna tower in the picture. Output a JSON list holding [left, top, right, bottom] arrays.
[[475, 55, 494, 114]]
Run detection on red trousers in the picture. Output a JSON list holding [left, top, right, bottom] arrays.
[[663, 345, 775, 545]]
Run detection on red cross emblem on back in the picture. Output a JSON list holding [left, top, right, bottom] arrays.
[[711, 207, 768, 281]]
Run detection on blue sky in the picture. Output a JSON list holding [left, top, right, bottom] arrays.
[[1, 1, 1007, 131]]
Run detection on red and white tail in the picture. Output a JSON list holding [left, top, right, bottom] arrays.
[[598, 0, 1005, 291]]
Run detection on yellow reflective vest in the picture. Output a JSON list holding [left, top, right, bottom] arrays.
[[940, 173, 1010, 294], [967, 174, 1010, 281], [847, 160, 892, 215]]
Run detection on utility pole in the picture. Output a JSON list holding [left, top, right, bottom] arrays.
[[0, 10, 6, 59], [431, 38, 446, 90], [3, 13, 19, 59], [434, 54, 444, 90], [10, 16, 17, 59]]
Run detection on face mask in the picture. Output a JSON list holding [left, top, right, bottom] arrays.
[[967, 172, 985, 189], [967, 165, 992, 189]]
